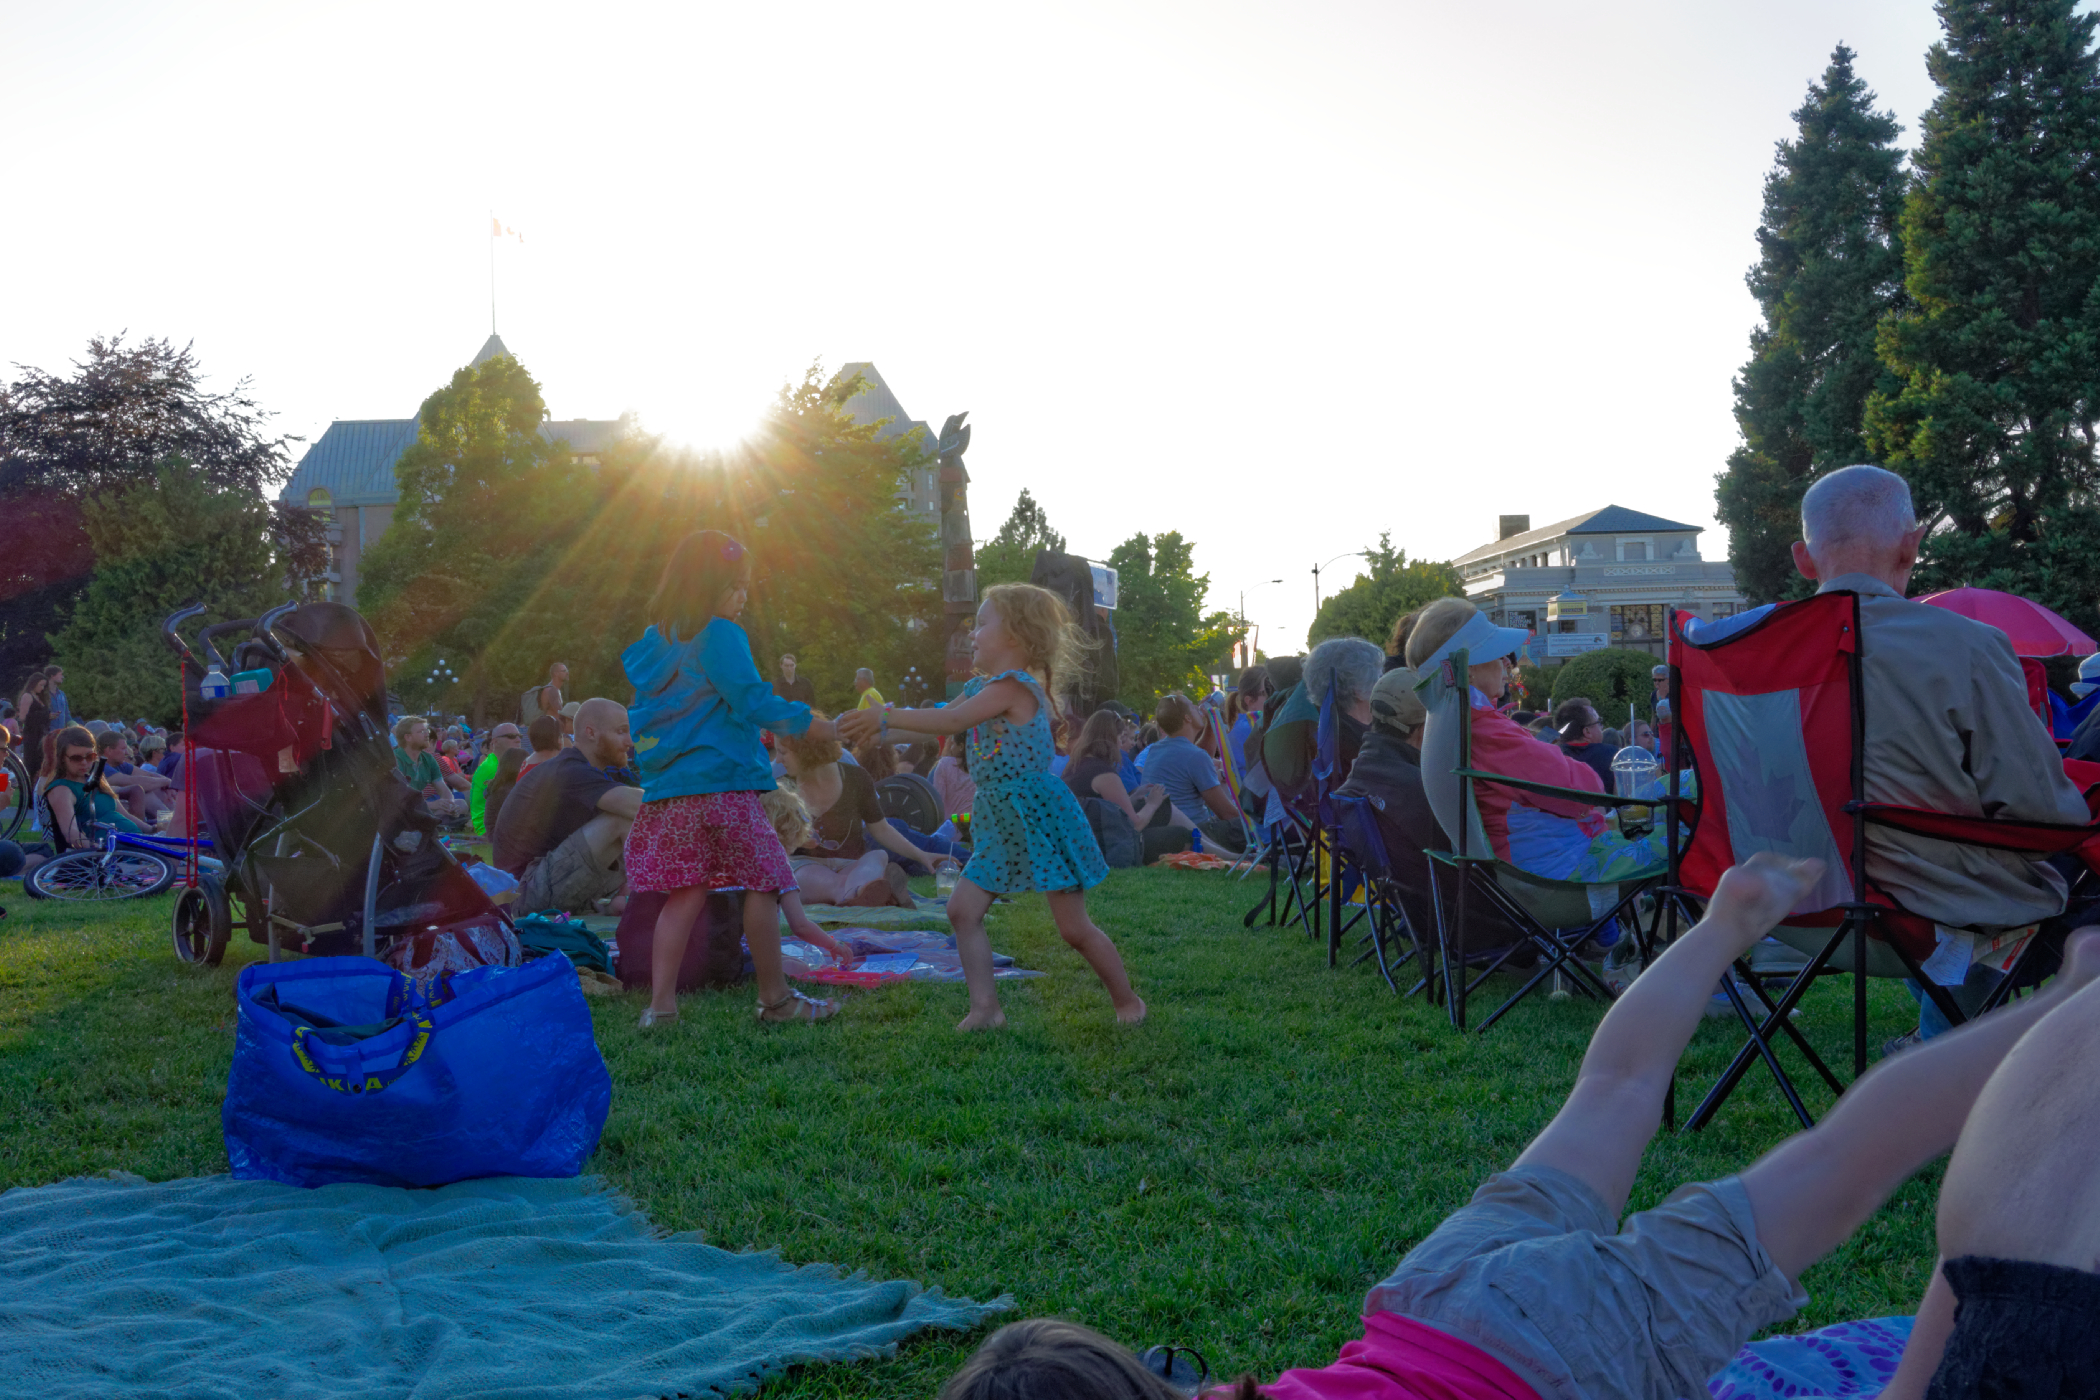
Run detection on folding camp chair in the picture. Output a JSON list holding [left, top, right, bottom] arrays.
[[1243, 684, 1330, 941], [1665, 594, 2100, 1130], [1326, 790, 1429, 994], [1416, 647, 1668, 1031], [1203, 699, 1266, 880]]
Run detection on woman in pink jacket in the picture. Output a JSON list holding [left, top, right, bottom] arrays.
[[1407, 598, 1665, 884]]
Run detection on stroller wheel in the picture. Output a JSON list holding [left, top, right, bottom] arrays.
[[26, 849, 176, 902], [172, 878, 232, 967]]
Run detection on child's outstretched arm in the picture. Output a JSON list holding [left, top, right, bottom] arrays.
[[695, 624, 826, 739], [836, 680, 1030, 745], [782, 890, 859, 968]]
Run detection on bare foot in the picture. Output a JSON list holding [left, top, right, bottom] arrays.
[[1707, 853, 1828, 946], [956, 1007, 1007, 1032], [1115, 997, 1148, 1026]]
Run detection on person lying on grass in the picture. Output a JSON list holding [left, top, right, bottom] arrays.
[[939, 851, 2100, 1400]]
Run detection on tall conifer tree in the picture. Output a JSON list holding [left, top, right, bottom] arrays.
[[1717, 46, 1909, 603], [1867, 0, 2100, 626]]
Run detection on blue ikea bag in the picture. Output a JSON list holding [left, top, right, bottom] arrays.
[[224, 954, 612, 1188]]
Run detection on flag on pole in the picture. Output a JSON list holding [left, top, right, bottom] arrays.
[[491, 217, 524, 245]]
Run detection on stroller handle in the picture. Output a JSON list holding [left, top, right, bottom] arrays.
[[160, 604, 209, 668], [255, 603, 298, 662]]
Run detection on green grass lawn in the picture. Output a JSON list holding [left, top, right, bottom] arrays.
[[0, 869, 1939, 1397]]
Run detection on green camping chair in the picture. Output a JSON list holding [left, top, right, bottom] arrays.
[[1416, 645, 1668, 1031]]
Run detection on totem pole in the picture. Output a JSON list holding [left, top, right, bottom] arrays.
[[937, 412, 977, 697]]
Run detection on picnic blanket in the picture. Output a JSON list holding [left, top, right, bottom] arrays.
[[788, 897, 953, 931], [0, 1172, 1009, 1400], [782, 930, 1043, 988], [1703, 1315, 1912, 1399]]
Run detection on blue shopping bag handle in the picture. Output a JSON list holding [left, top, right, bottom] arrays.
[[288, 1011, 436, 1094]]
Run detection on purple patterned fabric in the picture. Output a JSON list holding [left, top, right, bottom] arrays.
[[1706, 1316, 1913, 1399]]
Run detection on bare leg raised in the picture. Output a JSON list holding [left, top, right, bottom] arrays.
[[1514, 852, 1827, 1215], [1740, 930, 2100, 1290], [1880, 938, 2100, 1399]]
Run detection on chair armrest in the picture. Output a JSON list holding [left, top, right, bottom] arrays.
[[1453, 769, 1685, 811], [1851, 802, 2095, 855]]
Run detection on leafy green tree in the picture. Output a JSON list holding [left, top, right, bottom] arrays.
[[0, 336, 320, 683], [1546, 647, 1660, 725], [52, 462, 290, 724], [1866, 0, 2100, 630], [973, 488, 1065, 590], [1306, 534, 1464, 649], [1104, 531, 1236, 712], [356, 354, 600, 720], [1717, 46, 1911, 604], [360, 360, 940, 721]]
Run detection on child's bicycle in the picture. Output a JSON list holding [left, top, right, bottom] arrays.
[[23, 823, 214, 905], [1, 748, 29, 841]]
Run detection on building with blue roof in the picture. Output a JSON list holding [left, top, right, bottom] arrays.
[[280, 335, 625, 605], [1453, 506, 1748, 663]]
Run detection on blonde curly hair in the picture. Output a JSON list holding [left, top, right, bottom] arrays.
[[980, 583, 1092, 705], [761, 781, 814, 853]]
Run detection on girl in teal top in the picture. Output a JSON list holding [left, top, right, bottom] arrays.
[[839, 584, 1142, 1031]]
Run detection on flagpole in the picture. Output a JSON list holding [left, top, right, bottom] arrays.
[[489, 214, 496, 334]]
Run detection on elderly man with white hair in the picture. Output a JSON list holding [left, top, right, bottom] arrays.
[[1757, 465, 2088, 1037]]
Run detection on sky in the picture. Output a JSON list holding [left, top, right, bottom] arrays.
[[3, 1, 1964, 653]]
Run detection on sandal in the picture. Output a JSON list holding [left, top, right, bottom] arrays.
[[637, 1007, 680, 1030], [1138, 1345, 1211, 1397], [756, 989, 839, 1024]]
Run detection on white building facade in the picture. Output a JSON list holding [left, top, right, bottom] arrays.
[[1453, 506, 1749, 663]]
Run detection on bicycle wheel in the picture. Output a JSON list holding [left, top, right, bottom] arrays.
[[26, 849, 176, 901], [0, 750, 28, 841], [171, 876, 232, 965]]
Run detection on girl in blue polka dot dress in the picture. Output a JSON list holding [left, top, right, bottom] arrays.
[[838, 584, 1144, 1031]]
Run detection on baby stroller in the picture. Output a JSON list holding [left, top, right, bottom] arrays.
[[161, 602, 518, 978]]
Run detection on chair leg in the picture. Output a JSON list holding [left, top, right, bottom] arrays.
[[1720, 972, 1817, 1130], [1243, 832, 1281, 927], [1854, 922, 1869, 1079], [1685, 926, 1848, 1132]]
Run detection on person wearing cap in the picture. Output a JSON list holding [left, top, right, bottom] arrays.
[[2061, 654, 2100, 760], [469, 722, 523, 834], [1335, 665, 1528, 956], [559, 699, 582, 746], [1407, 597, 1666, 883]]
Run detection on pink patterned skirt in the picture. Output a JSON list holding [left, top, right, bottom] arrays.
[[624, 790, 796, 894]]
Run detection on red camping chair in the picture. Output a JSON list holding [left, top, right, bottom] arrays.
[[1664, 594, 2100, 1131]]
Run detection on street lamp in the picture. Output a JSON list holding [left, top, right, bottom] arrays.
[[1312, 551, 1368, 615], [1234, 579, 1283, 668]]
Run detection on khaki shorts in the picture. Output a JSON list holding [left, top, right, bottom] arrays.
[[1365, 1165, 1806, 1400], [515, 822, 623, 914]]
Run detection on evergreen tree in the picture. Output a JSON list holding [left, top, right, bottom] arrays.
[[1104, 531, 1236, 712], [1867, 0, 2100, 628], [1306, 533, 1465, 648], [1716, 46, 1910, 604], [52, 462, 289, 724], [972, 488, 1066, 589]]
